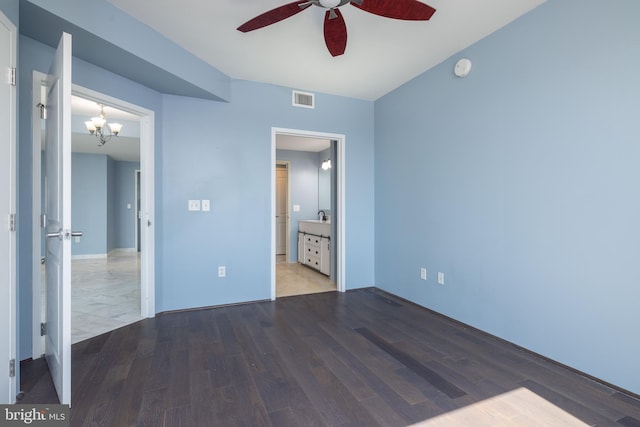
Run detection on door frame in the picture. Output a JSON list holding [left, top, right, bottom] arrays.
[[0, 9, 17, 403], [271, 127, 346, 299], [135, 169, 141, 252], [275, 160, 291, 259], [71, 86, 156, 319], [31, 81, 156, 357]]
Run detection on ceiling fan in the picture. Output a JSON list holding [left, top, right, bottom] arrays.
[[237, 0, 436, 57]]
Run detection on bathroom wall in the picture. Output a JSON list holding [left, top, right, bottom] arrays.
[[276, 149, 320, 262]]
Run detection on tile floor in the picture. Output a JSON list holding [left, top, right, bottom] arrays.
[[276, 256, 336, 297], [64, 251, 143, 344]]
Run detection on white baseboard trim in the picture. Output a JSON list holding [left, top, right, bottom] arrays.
[[71, 253, 107, 260], [109, 248, 137, 256]]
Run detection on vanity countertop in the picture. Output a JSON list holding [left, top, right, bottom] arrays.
[[299, 220, 331, 236]]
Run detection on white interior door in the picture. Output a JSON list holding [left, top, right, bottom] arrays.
[[44, 32, 73, 406], [0, 10, 17, 404], [275, 165, 287, 256]]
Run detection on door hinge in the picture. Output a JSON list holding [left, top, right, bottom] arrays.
[[37, 102, 47, 120], [9, 359, 15, 378], [9, 67, 16, 86], [9, 213, 16, 232], [40, 322, 47, 336]]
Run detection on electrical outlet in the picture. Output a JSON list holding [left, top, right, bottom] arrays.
[[420, 268, 427, 281], [437, 272, 445, 285], [218, 266, 226, 278]]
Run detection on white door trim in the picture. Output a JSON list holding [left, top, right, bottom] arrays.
[[32, 83, 156, 355], [275, 160, 291, 260], [0, 9, 17, 403], [134, 169, 141, 252], [271, 127, 346, 300]]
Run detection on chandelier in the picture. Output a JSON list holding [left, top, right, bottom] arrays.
[[84, 103, 122, 146]]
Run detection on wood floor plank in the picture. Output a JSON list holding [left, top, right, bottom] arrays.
[[136, 387, 166, 427], [108, 356, 152, 427], [356, 327, 467, 399], [233, 380, 274, 427], [619, 415, 640, 427], [188, 369, 216, 427]]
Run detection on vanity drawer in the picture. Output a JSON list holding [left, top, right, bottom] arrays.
[[305, 254, 321, 269], [306, 245, 321, 257], [305, 235, 321, 247]]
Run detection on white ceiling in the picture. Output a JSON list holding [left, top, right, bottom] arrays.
[[107, 0, 546, 101], [277, 134, 331, 152], [71, 96, 139, 122]]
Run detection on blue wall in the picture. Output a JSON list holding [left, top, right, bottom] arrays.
[[276, 149, 321, 262], [115, 161, 140, 250], [69, 154, 139, 256], [159, 82, 374, 311], [71, 153, 108, 255], [374, 0, 640, 395], [106, 156, 116, 253], [0, 0, 17, 24]]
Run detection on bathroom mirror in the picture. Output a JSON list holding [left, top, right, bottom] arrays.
[[318, 166, 330, 212]]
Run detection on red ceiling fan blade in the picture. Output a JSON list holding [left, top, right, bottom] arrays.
[[351, 0, 436, 21], [324, 9, 347, 57], [237, 1, 311, 32]]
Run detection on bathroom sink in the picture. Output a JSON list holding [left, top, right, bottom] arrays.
[[299, 220, 331, 236]]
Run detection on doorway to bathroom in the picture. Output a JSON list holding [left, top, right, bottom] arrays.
[[271, 128, 346, 299]]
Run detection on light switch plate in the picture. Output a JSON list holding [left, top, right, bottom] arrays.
[[293, 204, 300, 212], [201, 200, 210, 211], [188, 200, 201, 211]]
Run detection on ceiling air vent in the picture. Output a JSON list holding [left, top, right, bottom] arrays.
[[292, 90, 315, 109]]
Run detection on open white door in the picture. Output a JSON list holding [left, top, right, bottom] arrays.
[[44, 32, 73, 406], [0, 10, 17, 404]]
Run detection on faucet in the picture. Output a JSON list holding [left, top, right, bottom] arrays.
[[318, 210, 327, 222]]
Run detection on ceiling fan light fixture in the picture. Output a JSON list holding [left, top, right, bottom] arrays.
[[319, 0, 340, 8]]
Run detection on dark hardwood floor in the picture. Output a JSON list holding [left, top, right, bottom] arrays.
[[19, 288, 640, 426]]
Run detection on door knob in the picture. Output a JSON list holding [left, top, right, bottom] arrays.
[[46, 229, 83, 240], [46, 230, 63, 240]]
